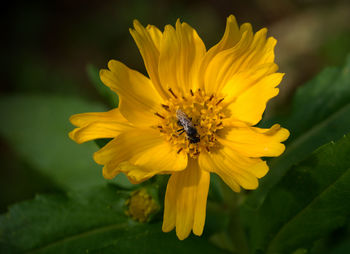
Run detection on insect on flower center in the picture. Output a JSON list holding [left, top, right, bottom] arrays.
[[155, 88, 227, 158]]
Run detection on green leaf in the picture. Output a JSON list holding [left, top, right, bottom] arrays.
[[329, 239, 350, 254], [0, 185, 229, 254], [251, 134, 350, 254], [94, 138, 112, 148], [86, 64, 118, 107], [106, 172, 138, 189], [0, 94, 107, 191], [247, 55, 350, 206]]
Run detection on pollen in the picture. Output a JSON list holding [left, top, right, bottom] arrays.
[[125, 188, 160, 223], [155, 89, 228, 158]]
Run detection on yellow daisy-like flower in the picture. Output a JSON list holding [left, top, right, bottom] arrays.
[[69, 15, 289, 240]]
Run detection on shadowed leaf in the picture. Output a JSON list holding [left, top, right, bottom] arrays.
[[0, 185, 229, 254], [251, 133, 350, 253], [0, 95, 107, 191]]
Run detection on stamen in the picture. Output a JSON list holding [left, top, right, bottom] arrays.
[[177, 129, 185, 135], [216, 98, 224, 105], [209, 94, 214, 101], [206, 147, 210, 152], [161, 104, 170, 111], [177, 148, 183, 154], [157, 125, 163, 129], [154, 112, 165, 119], [193, 151, 200, 156], [190, 89, 194, 96], [168, 88, 178, 99], [216, 122, 223, 127]]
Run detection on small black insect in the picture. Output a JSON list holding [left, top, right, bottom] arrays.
[[176, 109, 200, 143]]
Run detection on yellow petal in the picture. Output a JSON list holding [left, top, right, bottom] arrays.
[[162, 172, 177, 233], [232, 28, 275, 73], [94, 128, 187, 182], [198, 15, 240, 89], [209, 15, 241, 52], [204, 24, 253, 94], [204, 24, 277, 95], [162, 159, 210, 240], [193, 167, 210, 236], [146, 24, 162, 50], [69, 108, 133, 144], [129, 20, 168, 99], [219, 124, 290, 158], [199, 146, 270, 192], [222, 63, 278, 103], [159, 20, 206, 95], [227, 73, 284, 125], [198, 150, 241, 192], [100, 60, 163, 126], [69, 108, 126, 127], [69, 122, 129, 144]]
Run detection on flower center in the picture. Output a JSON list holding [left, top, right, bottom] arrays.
[[155, 88, 227, 158]]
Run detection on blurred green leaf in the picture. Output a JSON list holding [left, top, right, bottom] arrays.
[[106, 172, 137, 189], [86, 64, 118, 108], [329, 239, 350, 254], [0, 94, 107, 191], [320, 32, 350, 66], [309, 225, 350, 254], [0, 185, 229, 254], [208, 173, 225, 203], [251, 133, 350, 254], [94, 138, 112, 148], [247, 55, 350, 207]]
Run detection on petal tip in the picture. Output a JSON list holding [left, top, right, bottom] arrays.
[[192, 224, 204, 237], [102, 164, 120, 180], [69, 114, 78, 126], [227, 14, 236, 22], [162, 222, 174, 233], [99, 68, 108, 78], [132, 19, 142, 29], [107, 59, 120, 70], [68, 129, 85, 144], [175, 18, 182, 26], [129, 27, 135, 35], [284, 128, 291, 140], [93, 151, 103, 165], [68, 129, 77, 142], [176, 228, 190, 241]]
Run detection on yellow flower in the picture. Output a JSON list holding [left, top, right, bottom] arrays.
[[69, 15, 289, 240]]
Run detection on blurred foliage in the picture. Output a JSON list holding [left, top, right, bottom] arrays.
[[0, 185, 230, 254], [0, 95, 107, 191], [2, 0, 350, 253], [251, 134, 350, 253]]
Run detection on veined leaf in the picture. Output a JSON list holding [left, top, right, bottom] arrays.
[[0, 95, 107, 191], [251, 134, 350, 254], [0, 185, 229, 254]]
